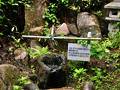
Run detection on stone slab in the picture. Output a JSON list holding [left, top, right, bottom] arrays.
[[104, 2, 120, 9], [105, 17, 120, 21]]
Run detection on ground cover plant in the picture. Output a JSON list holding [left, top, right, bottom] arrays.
[[68, 31, 120, 90]]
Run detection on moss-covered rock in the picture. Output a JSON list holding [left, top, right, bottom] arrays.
[[0, 64, 19, 90]]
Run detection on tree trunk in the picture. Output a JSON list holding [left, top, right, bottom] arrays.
[[25, 0, 47, 31]]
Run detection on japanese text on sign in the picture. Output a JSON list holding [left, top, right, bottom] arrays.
[[67, 43, 90, 61]]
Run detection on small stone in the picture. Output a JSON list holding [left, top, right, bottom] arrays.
[[14, 48, 27, 60], [83, 81, 94, 90], [29, 26, 43, 35], [30, 40, 40, 48], [55, 23, 70, 36]]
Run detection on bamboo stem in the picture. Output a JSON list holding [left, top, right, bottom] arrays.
[[22, 35, 101, 40]]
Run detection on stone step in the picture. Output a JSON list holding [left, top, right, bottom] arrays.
[[47, 87, 75, 90]]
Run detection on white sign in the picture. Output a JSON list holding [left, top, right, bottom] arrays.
[[67, 43, 90, 61]]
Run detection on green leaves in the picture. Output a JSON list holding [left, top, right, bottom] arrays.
[[43, 3, 58, 25], [43, 3, 59, 35], [91, 31, 120, 60], [109, 32, 120, 48], [0, 32, 3, 36], [13, 85, 22, 90], [13, 76, 31, 90], [58, 0, 69, 6], [73, 68, 87, 78], [28, 46, 50, 59], [48, 3, 57, 13], [69, 31, 120, 89]]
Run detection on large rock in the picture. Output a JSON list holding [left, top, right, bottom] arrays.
[[33, 54, 67, 89], [55, 23, 70, 36], [77, 12, 101, 37], [0, 64, 19, 90], [67, 23, 79, 36]]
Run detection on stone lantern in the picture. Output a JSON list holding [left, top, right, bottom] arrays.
[[104, 0, 120, 34]]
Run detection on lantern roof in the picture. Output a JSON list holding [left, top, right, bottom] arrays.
[[104, 0, 120, 9]]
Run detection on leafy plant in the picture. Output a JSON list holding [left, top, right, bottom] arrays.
[[13, 75, 31, 90], [90, 67, 106, 89], [0, 32, 3, 36], [68, 30, 120, 89], [90, 31, 120, 60], [57, 0, 69, 7], [73, 68, 87, 79], [91, 40, 111, 59], [43, 22, 51, 35], [13, 85, 22, 90], [43, 3, 59, 35], [17, 76, 31, 86], [28, 46, 50, 59], [109, 32, 120, 48], [11, 36, 27, 48], [43, 3, 58, 25], [77, 40, 89, 47]]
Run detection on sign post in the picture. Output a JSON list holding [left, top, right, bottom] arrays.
[[67, 32, 92, 62], [67, 43, 90, 61]]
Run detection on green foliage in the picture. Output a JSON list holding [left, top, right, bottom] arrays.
[[0, 32, 3, 36], [43, 3, 58, 25], [43, 0, 108, 35], [12, 36, 21, 48], [28, 46, 50, 59], [13, 75, 31, 90], [43, 0, 70, 26], [43, 3, 59, 35], [69, 61, 120, 89], [91, 40, 111, 59], [57, 0, 69, 7], [16, 76, 31, 86], [109, 32, 120, 48], [91, 32, 120, 59], [0, 0, 31, 4], [69, 31, 120, 89], [11, 36, 27, 48], [43, 0, 69, 35], [73, 68, 87, 79], [43, 22, 51, 35], [77, 40, 89, 46], [0, 0, 31, 37], [90, 67, 106, 89], [94, 10, 103, 17], [69, 0, 108, 12], [13, 85, 22, 90]]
